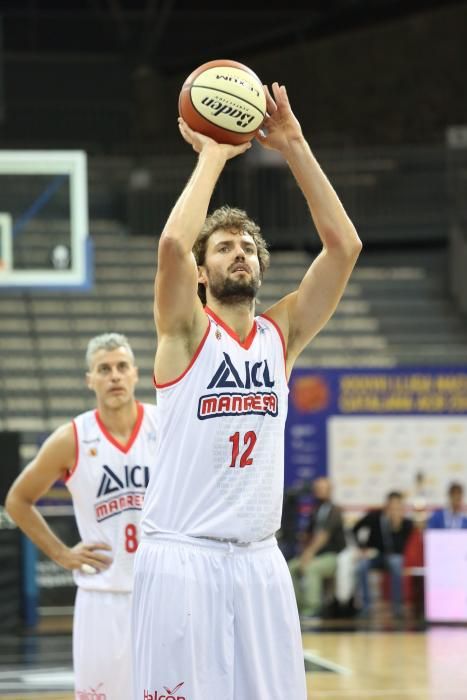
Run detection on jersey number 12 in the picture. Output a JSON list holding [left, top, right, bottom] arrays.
[[228, 431, 257, 468]]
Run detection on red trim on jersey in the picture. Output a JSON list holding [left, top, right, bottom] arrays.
[[154, 319, 211, 389], [64, 420, 79, 482], [205, 306, 257, 349], [260, 314, 286, 359], [260, 313, 288, 381], [95, 401, 144, 454]]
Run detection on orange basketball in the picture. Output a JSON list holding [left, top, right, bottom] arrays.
[[178, 59, 267, 145]]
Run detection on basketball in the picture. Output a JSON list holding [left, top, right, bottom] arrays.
[[178, 59, 267, 145]]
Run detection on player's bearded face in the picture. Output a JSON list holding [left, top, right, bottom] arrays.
[[206, 263, 260, 302], [202, 230, 261, 303]]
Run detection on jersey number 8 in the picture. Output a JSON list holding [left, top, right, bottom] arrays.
[[125, 523, 139, 553]]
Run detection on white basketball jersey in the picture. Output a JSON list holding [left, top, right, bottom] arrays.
[[142, 308, 289, 543], [66, 401, 158, 591]]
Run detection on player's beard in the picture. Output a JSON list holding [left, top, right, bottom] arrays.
[[208, 269, 260, 305]]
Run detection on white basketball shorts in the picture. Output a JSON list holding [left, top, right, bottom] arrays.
[[73, 587, 133, 700], [131, 534, 307, 700]]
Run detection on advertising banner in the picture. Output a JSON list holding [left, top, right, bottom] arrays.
[[285, 367, 467, 510]]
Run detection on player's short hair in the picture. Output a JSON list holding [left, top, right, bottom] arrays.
[[193, 206, 270, 304], [448, 481, 464, 496], [85, 333, 135, 369], [386, 490, 403, 502]]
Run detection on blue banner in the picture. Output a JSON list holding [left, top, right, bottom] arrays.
[[285, 366, 467, 492]]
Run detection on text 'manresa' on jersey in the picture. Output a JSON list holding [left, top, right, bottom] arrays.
[[142, 311, 288, 543], [67, 402, 158, 591]]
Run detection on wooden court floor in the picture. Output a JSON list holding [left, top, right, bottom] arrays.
[[2, 623, 467, 700]]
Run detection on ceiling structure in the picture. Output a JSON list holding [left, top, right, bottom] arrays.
[[1, 0, 465, 74]]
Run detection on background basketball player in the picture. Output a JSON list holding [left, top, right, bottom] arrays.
[[6, 332, 158, 700], [131, 81, 362, 698]]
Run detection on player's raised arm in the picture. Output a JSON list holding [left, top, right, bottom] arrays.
[[257, 83, 362, 371], [5, 423, 112, 572], [154, 120, 251, 337]]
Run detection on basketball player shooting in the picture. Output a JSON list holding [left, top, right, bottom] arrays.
[[132, 82, 362, 699], [5, 333, 158, 700]]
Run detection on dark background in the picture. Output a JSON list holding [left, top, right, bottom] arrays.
[[0, 0, 466, 153]]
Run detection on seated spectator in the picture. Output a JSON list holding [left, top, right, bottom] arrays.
[[352, 491, 413, 619], [426, 482, 467, 529], [288, 477, 347, 618]]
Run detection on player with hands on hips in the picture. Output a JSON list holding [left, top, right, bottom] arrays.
[[6, 332, 158, 700]]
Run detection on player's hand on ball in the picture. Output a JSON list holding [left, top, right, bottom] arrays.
[[59, 541, 113, 573], [256, 82, 303, 152], [178, 118, 251, 159]]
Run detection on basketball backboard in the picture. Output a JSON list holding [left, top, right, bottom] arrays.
[[0, 150, 91, 289]]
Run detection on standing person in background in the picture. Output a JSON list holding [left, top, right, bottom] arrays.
[[426, 482, 467, 529], [353, 491, 413, 619], [5, 333, 158, 700], [288, 477, 347, 619], [132, 79, 362, 700]]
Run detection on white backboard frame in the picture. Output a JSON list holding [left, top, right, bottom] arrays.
[[0, 150, 89, 288]]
